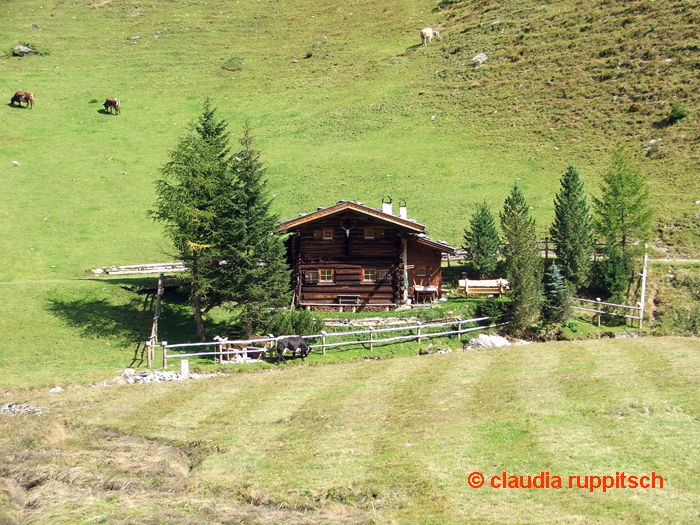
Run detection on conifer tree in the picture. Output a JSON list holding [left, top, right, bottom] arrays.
[[549, 165, 594, 291], [150, 100, 231, 342], [214, 125, 291, 337], [541, 263, 572, 325], [592, 145, 652, 297], [500, 185, 543, 333], [464, 200, 500, 279]]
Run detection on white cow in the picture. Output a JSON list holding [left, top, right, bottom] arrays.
[[420, 27, 441, 46]]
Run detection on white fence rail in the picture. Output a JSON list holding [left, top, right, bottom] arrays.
[[158, 316, 506, 368], [573, 297, 643, 328]]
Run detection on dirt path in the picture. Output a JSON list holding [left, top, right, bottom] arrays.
[[648, 258, 700, 263]]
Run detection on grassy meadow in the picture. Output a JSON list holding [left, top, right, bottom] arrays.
[[1, 1, 700, 521], [2, 337, 700, 523], [1, 0, 699, 283]]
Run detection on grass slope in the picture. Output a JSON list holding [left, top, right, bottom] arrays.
[[2, 337, 700, 523], [1, 0, 699, 284]]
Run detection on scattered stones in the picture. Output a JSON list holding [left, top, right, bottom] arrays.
[[1, 402, 43, 416], [12, 44, 35, 57], [49, 386, 63, 393], [644, 137, 664, 151], [117, 369, 229, 385], [472, 53, 488, 65], [11, 161, 19, 166]]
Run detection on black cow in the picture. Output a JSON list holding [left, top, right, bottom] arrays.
[[276, 336, 310, 365]]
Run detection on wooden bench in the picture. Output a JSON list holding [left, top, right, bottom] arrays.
[[458, 279, 510, 297], [337, 294, 360, 305]]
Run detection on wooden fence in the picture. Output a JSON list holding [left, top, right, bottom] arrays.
[[158, 315, 507, 368], [572, 298, 643, 328], [145, 274, 165, 368]]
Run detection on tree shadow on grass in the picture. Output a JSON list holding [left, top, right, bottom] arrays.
[[652, 118, 671, 129], [45, 279, 230, 369]]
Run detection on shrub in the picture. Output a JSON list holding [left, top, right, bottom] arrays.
[[668, 102, 688, 124], [476, 297, 507, 320]]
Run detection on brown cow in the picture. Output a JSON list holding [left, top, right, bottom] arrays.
[[103, 97, 120, 115], [10, 91, 33, 108], [214, 334, 272, 361]]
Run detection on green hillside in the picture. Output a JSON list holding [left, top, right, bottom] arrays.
[[1, 0, 698, 284]]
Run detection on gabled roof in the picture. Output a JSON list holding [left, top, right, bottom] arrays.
[[413, 234, 457, 255], [277, 201, 425, 233]]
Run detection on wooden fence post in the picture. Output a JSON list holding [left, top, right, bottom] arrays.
[[369, 326, 374, 353], [162, 341, 167, 369], [321, 330, 327, 355], [596, 299, 602, 327], [639, 251, 648, 329], [218, 343, 223, 364], [457, 316, 463, 335], [146, 340, 152, 369], [417, 321, 422, 344]]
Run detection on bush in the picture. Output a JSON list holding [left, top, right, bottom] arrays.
[[668, 102, 688, 124], [268, 309, 326, 340], [476, 297, 507, 320]]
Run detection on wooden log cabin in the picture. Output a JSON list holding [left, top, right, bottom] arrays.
[[277, 200, 456, 311]]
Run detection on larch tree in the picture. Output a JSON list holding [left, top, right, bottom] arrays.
[[549, 165, 594, 292], [592, 145, 652, 299], [150, 99, 231, 342], [464, 200, 500, 279], [500, 184, 543, 333]]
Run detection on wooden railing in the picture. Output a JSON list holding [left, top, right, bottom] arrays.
[[159, 315, 507, 368], [145, 274, 165, 368], [572, 298, 643, 328]]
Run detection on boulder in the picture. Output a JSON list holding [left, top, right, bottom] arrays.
[[12, 44, 35, 57], [469, 333, 510, 349], [472, 53, 488, 65]]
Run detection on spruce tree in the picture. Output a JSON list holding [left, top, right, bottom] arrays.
[[542, 263, 572, 325], [464, 200, 500, 279], [549, 165, 594, 291], [150, 101, 231, 342], [215, 125, 291, 337], [592, 145, 652, 297], [500, 185, 543, 333]]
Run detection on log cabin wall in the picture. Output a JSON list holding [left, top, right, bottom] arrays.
[[287, 213, 406, 309], [405, 237, 444, 301]]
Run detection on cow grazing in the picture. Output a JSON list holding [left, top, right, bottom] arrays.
[[103, 97, 120, 115], [10, 91, 33, 108], [214, 334, 271, 361], [420, 27, 441, 46], [276, 336, 310, 365]]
